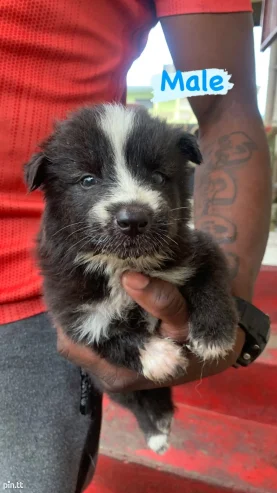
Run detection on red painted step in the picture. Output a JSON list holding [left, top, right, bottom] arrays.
[[172, 331, 277, 427], [89, 398, 277, 493], [88, 455, 246, 493], [85, 267, 277, 493], [89, 385, 277, 493]]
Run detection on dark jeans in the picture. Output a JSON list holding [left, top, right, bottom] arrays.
[[0, 313, 102, 493]]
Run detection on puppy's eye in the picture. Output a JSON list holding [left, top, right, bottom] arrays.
[[152, 171, 166, 186], [80, 175, 97, 188]]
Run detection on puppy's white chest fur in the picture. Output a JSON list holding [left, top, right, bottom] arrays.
[[75, 253, 194, 344]]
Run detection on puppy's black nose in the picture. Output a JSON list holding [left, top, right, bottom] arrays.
[[116, 207, 150, 237]]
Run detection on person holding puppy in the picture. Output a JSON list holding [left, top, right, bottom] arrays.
[[0, 1, 271, 492]]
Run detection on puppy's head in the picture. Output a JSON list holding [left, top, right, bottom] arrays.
[[25, 104, 201, 262]]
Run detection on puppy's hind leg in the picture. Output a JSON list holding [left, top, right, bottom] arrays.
[[109, 388, 174, 455], [140, 387, 175, 436]]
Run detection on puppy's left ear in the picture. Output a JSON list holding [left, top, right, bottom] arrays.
[[178, 133, 202, 165], [24, 152, 48, 192]]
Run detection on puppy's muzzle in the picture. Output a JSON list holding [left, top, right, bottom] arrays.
[[115, 205, 152, 238]]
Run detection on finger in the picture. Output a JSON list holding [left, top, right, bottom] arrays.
[[121, 272, 189, 342]]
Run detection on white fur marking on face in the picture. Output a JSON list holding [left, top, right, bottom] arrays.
[[91, 202, 110, 224], [147, 434, 169, 454], [92, 104, 162, 225], [100, 104, 135, 167], [140, 337, 188, 382]]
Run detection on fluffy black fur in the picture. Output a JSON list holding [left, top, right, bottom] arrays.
[[24, 104, 238, 453]]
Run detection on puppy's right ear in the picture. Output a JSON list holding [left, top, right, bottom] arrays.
[[24, 152, 47, 192]]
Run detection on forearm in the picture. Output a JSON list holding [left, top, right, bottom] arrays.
[[160, 11, 272, 301], [193, 103, 272, 301]]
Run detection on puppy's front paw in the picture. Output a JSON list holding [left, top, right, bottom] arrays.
[[140, 337, 188, 383], [188, 322, 236, 361]]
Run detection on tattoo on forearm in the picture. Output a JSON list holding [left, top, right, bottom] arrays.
[[195, 132, 257, 279]]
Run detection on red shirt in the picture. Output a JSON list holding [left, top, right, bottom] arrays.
[[0, 0, 252, 325]]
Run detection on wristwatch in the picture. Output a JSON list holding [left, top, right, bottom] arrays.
[[233, 296, 271, 368]]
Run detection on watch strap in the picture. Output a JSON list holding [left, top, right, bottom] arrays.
[[233, 296, 271, 368]]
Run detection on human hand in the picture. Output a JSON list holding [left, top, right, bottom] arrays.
[[57, 272, 245, 392]]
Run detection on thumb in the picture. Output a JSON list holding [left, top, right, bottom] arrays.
[[122, 272, 189, 343]]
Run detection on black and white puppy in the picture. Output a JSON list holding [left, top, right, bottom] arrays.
[[25, 104, 238, 454]]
